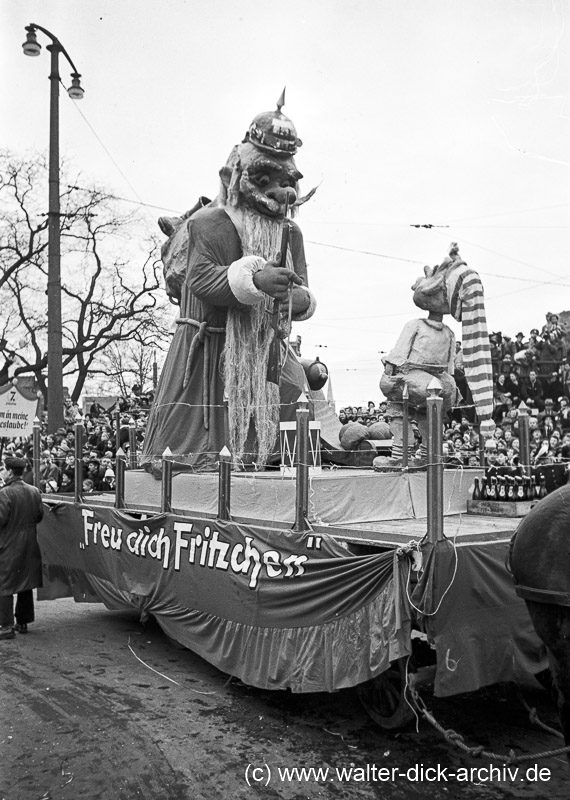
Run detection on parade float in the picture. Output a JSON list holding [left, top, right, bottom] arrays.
[[36, 96, 547, 729]]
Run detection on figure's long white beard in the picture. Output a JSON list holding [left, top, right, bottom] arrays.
[[223, 207, 289, 468]]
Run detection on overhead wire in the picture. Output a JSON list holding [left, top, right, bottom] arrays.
[[64, 79, 155, 225], [61, 79, 570, 310]]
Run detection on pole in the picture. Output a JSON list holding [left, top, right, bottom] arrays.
[[517, 401, 530, 476], [478, 431, 486, 467], [32, 417, 41, 489], [217, 446, 232, 520], [114, 410, 121, 452], [115, 447, 126, 509], [152, 352, 158, 389], [293, 399, 310, 532], [46, 43, 64, 433], [74, 419, 84, 504], [426, 378, 444, 544]]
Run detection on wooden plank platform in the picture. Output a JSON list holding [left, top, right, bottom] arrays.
[[321, 513, 520, 548]]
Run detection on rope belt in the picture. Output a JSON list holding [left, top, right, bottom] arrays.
[[176, 317, 225, 430]]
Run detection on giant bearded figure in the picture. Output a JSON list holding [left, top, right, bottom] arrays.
[[142, 97, 317, 471]]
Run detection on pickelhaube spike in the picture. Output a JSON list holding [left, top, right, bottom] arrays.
[[276, 87, 286, 112]]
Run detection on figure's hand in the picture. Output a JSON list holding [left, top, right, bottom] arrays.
[[253, 263, 303, 301]]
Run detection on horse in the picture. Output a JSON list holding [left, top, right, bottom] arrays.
[[509, 484, 570, 762]]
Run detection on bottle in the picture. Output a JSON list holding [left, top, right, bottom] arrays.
[[481, 477, 488, 500], [539, 474, 548, 499], [530, 475, 538, 499], [488, 476, 497, 500], [523, 475, 532, 501], [515, 475, 524, 501], [506, 476, 516, 502], [472, 477, 481, 500], [498, 476, 507, 501]]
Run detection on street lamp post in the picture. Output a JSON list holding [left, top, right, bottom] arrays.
[[22, 24, 84, 433]]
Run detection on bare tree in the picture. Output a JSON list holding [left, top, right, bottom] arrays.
[[0, 151, 172, 403], [89, 336, 166, 398], [0, 151, 49, 292]]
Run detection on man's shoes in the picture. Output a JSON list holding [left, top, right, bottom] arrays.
[[0, 626, 16, 640], [15, 623, 28, 634]]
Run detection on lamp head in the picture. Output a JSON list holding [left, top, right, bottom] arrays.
[[68, 72, 84, 100], [22, 26, 41, 56]]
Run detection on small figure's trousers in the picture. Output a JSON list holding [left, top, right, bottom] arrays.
[[386, 400, 430, 461], [0, 590, 35, 627]]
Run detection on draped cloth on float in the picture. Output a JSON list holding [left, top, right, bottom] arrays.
[[37, 502, 412, 693], [411, 538, 547, 697]]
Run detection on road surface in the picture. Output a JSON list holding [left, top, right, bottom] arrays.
[[0, 596, 568, 799]]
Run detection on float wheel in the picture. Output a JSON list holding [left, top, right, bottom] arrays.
[[357, 657, 415, 730]]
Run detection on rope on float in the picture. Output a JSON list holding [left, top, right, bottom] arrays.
[[408, 686, 570, 764]]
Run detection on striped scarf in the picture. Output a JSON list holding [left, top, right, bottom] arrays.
[[444, 261, 494, 432]]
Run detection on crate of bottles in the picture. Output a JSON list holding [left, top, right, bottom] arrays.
[[467, 498, 536, 517], [466, 474, 544, 517]]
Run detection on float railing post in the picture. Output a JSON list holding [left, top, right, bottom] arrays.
[[128, 417, 137, 470], [293, 395, 310, 532], [74, 419, 84, 504], [161, 447, 173, 513], [426, 378, 444, 544], [32, 416, 41, 490], [517, 401, 531, 476], [217, 446, 232, 520], [115, 447, 126, 509], [402, 383, 410, 469]]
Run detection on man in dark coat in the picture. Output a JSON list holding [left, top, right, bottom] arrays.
[[521, 369, 544, 411], [0, 456, 44, 639]]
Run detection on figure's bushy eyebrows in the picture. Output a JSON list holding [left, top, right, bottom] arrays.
[[248, 159, 303, 181], [248, 157, 282, 172]]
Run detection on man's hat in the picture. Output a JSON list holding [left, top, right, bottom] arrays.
[[244, 89, 302, 156], [4, 456, 27, 470], [516, 332, 524, 338]]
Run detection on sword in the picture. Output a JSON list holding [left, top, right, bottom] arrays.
[[266, 199, 292, 385]]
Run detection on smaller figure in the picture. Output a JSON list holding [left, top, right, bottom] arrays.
[[376, 243, 494, 468], [377, 266, 458, 467]]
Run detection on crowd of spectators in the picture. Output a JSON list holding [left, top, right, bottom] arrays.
[[0, 385, 153, 495], [479, 314, 570, 472], [338, 400, 389, 427]]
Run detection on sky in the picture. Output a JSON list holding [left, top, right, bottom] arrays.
[[2, 0, 569, 407]]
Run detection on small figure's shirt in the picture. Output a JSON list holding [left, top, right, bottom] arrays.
[[385, 318, 455, 373]]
